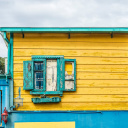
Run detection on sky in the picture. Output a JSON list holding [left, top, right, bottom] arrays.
[[0, 0, 128, 57]]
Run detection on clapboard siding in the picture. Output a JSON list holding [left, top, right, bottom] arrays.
[[14, 102, 128, 110], [14, 94, 128, 102], [14, 49, 128, 57], [14, 87, 128, 95], [14, 57, 128, 64], [13, 33, 128, 110]]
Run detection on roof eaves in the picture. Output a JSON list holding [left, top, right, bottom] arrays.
[[0, 27, 128, 33]]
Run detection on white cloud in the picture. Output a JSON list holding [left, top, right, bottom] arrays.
[[0, 0, 128, 57]]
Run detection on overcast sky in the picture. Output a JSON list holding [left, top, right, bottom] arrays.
[[0, 0, 128, 57]]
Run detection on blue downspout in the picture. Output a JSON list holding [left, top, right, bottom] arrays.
[[10, 33, 13, 79], [3, 32, 10, 75], [7, 43, 10, 75], [10, 33, 14, 111]]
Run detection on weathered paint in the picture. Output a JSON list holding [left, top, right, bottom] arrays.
[[13, 33, 128, 110], [23, 61, 34, 90], [63, 59, 76, 91], [32, 97, 61, 103], [46, 60, 57, 91], [24, 56, 73, 97]]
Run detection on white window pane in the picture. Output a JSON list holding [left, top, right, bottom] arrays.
[[46, 60, 57, 91]]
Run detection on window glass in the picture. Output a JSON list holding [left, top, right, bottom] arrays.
[[34, 62, 44, 89]]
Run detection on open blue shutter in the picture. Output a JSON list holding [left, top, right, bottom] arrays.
[[23, 61, 34, 90], [63, 59, 76, 91], [59, 58, 64, 91]]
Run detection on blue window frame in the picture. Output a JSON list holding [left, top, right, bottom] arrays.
[[63, 59, 76, 91], [23, 55, 76, 96], [34, 59, 46, 91]]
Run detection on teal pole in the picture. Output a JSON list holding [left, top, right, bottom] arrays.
[[7, 42, 10, 74], [10, 33, 13, 78], [3, 32, 10, 75]]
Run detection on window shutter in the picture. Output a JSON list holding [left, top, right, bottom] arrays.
[[63, 59, 76, 91], [59, 58, 64, 91], [23, 61, 34, 90]]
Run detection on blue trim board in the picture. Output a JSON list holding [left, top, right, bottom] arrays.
[[1, 27, 128, 33]]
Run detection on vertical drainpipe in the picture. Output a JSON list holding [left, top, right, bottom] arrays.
[[3, 32, 10, 75], [7, 43, 11, 74], [10, 33, 13, 78], [10, 33, 14, 111]]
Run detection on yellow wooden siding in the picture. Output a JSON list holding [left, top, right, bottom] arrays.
[[13, 33, 128, 110]]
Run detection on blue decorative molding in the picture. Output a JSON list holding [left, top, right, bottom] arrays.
[[32, 97, 61, 103], [32, 55, 64, 60]]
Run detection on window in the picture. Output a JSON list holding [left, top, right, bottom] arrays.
[[23, 55, 76, 97], [64, 59, 76, 91], [34, 61, 44, 89]]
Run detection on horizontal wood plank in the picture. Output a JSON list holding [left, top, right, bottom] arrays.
[[14, 72, 128, 80], [14, 79, 128, 88], [13, 41, 128, 49], [14, 57, 128, 64], [14, 63, 128, 72], [14, 87, 128, 95], [14, 41, 128, 50], [13, 49, 128, 57], [14, 94, 128, 102], [15, 102, 128, 110], [13, 33, 128, 42]]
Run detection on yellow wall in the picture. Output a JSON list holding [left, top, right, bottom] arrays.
[[13, 33, 128, 110]]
